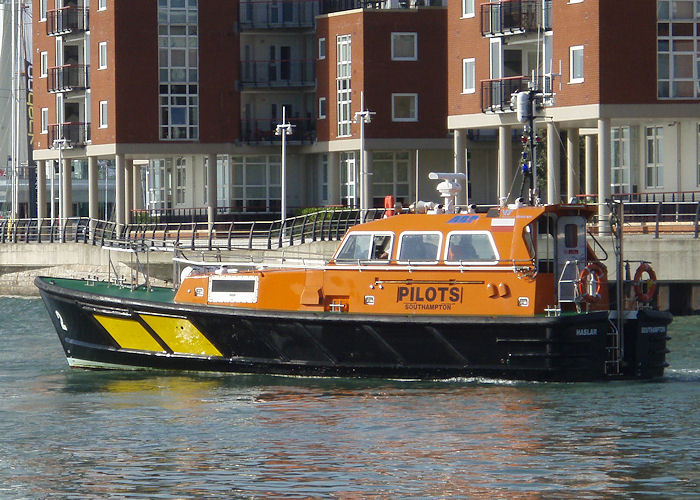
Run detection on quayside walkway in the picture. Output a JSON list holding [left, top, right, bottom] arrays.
[[2, 203, 700, 313]]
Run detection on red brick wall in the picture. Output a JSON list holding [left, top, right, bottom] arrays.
[[315, 18, 331, 141], [89, 0, 119, 145], [32, 1, 57, 151]]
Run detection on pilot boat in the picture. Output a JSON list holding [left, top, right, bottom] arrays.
[[36, 173, 671, 382]]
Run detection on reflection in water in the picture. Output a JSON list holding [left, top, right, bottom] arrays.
[[0, 298, 698, 498]]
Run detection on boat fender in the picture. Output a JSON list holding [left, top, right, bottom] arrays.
[[633, 263, 657, 303], [578, 262, 606, 303]]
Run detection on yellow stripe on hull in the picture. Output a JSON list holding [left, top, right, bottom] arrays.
[[140, 314, 222, 357], [94, 314, 165, 352]]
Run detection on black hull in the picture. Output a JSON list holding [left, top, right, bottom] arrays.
[[36, 278, 672, 382]]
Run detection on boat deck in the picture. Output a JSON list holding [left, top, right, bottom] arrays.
[[37, 277, 177, 304]]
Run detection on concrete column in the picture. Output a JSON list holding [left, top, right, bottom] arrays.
[[567, 128, 580, 201], [546, 122, 560, 204], [124, 159, 133, 225], [585, 134, 597, 198], [207, 153, 217, 229], [498, 125, 512, 203], [363, 150, 372, 209], [454, 129, 466, 205], [62, 158, 73, 218], [37, 160, 46, 219], [88, 156, 98, 221], [133, 163, 144, 210], [327, 151, 340, 206], [598, 118, 612, 233], [115, 154, 125, 228]]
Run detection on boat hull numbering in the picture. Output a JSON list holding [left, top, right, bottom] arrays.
[[36, 277, 671, 382]]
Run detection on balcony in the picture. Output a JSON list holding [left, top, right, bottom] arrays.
[[239, 0, 319, 29], [48, 64, 89, 93], [46, 6, 89, 36], [319, 0, 443, 14], [241, 117, 316, 144], [240, 59, 315, 88], [481, 76, 529, 112], [48, 122, 91, 147], [481, 0, 551, 37]]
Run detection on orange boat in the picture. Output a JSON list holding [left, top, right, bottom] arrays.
[[36, 174, 671, 381]]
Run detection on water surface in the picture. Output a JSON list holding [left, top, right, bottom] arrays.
[[0, 298, 697, 498]]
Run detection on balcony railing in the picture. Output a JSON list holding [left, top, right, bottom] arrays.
[[48, 64, 89, 93], [48, 122, 91, 147], [240, 59, 315, 88], [239, 0, 319, 29], [241, 117, 316, 144], [319, 0, 443, 14], [481, 0, 551, 37], [46, 6, 89, 36], [481, 76, 529, 112]]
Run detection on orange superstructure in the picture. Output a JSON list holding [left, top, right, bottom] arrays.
[[175, 204, 608, 318]]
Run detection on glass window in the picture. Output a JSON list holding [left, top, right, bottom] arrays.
[[462, 58, 475, 94], [336, 35, 352, 137], [318, 97, 326, 119], [40, 52, 48, 78], [391, 33, 417, 61], [98, 42, 107, 69], [392, 94, 417, 122], [336, 234, 372, 261], [461, 0, 474, 18], [445, 232, 498, 263], [646, 126, 664, 188], [40, 0, 47, 21], [371, 151, 410, 207], [318, 38, 326, 60], [41, 108, 49, 133], [98, 0, 107, 10], [570, 45, 584, 83], [99, 101, 108, 128], [398, 232, 441, 262]]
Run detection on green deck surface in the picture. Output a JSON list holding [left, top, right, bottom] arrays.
[[39, 277, 177, 303]]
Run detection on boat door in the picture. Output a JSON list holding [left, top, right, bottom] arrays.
[[555, 215, 587, 302]]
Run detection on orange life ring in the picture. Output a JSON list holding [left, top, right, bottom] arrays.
[[578, 262, 606, 303], [633, 263, 657, 303]]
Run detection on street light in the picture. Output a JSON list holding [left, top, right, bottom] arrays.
[[52, 136, 71, 241], [275, 106, 295, 222], [354, 92, 374, 221]]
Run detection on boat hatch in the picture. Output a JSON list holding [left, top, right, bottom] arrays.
[[208, 275, 259, 304]]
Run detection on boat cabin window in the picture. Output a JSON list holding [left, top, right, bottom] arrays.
[[445, 232, 499, 264], [529, 214, 556, 273], [335, 232, 394, 262], [397, 232, 441, 263]]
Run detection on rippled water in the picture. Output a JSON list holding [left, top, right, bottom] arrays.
[[0, 297, 698, 498]]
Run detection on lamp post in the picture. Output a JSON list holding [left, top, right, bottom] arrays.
[[52, 136, 70, 241], [275, 106, 294, 222], [354, 92, 374, 221]]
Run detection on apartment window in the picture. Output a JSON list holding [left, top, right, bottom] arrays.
[[645, 126, 663, 188], [231, 155, 281, 213], [159, 0, 199, 140], [99, 101, 108, 128], [40, 0, 47, 21], [337, 34, 352, 137], [392, 94, 418, 122], [657, 0, 698, 98], [697, 123, 700, 185], [391, 33, 417, 61], [98, 0, 107, 10], [340, 152, 356, 207], [611, 127, 631, 194], [570, 45, 584, 83], [568, 0, 583, 3], [41, 108, 49, 134], [462, 58, 475, 94], [175, 157, 187, 204], [372, 151, 410, 207], [461, 0, 474, 18], [318, 37, 326, 60], [318, 97, 327, 119], [40, 52, 48, 78], [98, 42, 107, 69]]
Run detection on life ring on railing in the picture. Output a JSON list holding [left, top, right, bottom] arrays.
[[578, 262, 606, 303], [633, 262, 657, 303]]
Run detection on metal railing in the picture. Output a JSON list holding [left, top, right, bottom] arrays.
[[240, 58, 315, 88], [240, 117, 316, 144], [48, 64, 89, 93], [481, 76, 529, 112], [239, 0, 319, 29], [47, 6, 89, 35], [480, 0, 551, 37], [48, 122, 91, 147], [0, 208, 389, 250]]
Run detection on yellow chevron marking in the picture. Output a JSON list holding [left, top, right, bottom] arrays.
[[94, 314, 165, 352], [140, 314, 222, 357]]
